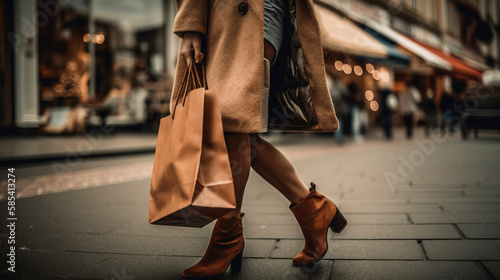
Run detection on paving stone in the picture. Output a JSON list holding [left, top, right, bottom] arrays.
[[423, 240, 500, 260], [73, 255, 198, 280], [152, 236, 276, 259], [331, 225, 460, 240], [149, 237, 209, 257], [74, 255, 332, 280], [410, 197, 500, 204], [404, 184, 466, 189], [270, 240, 422, 260], [340, 193, 464, 199], [15, 215, 118, 235], [329, 260, 488, 280], [442, 204, 500, 213], [4, 250, 111, 278], [457, 224, 500, 238], [241, 205, 290, 214], [397, 180, 481, 186], [341, 214, 409, 224], [242, 239, 277, 258], [18, 231, 167, 254], [482, 261, 500, 279], [464, 189, 500, 196], [111, 221, 216, 238], [395, 189, 465, 196], [244, 224, 303, 239], [335, 198, 410, 205], [330, 189, 397, 196], [226, 258, 332, 280], [410, 213, 500, 224], [339, 204, 442, 214], [0, 273, 67, 280], [243, 213, 297, 225]]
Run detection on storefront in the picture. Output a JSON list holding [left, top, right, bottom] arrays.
[[316, 0, 487, 133], [5, 0, 178, 133], [316, 3, 411, 130]]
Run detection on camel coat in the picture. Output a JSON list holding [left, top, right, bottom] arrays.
[[172, 0, 339, 133]]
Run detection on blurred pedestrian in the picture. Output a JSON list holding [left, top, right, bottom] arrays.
[[379, 86, 397, 140], [327, 75, 349, 144], [171, 1, 346, 279], [424, 88, 438, 137], [440, 90, 455, 135], [399, 81, 421, 139], [348, 82, 364, 143]]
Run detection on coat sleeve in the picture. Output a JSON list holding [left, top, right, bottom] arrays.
[[173, 0, 208, 37]]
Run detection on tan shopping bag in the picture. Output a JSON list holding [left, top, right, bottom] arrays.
[[149, 62, 236, 227]]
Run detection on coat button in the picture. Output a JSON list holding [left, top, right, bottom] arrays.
[[238, 3, 248, 15]]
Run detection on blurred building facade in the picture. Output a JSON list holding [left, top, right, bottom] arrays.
[[318, 0, 499, 130], [1, 0, 499, 134]]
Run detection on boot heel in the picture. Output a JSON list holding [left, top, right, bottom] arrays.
[[230, 250, 243, 272], [329, 207, 347, 233]]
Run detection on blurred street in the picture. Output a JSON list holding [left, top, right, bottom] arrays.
[[1, 128, 500, 279]]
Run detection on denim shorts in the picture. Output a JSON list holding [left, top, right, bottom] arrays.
[[264, 0, 286, 64]]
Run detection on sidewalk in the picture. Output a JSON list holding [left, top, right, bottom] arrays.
[[0, 132, 158, 165], [1, 129, 499, 279], [0, 125, 435, 164]]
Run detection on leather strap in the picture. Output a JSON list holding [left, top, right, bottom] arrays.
[[172, 61, 208, 119]]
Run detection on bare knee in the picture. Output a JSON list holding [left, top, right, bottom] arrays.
[[224, 133, 251, 175], [224, 133, 251, 155]]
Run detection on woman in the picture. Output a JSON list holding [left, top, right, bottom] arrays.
[[172, 0, 347, 278]]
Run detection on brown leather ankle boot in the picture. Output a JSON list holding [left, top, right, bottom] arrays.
[[290, 183, 347, 266], [182, 213, 245, 279]]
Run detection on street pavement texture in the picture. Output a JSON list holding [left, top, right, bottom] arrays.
[[1, 130, 500, 279]]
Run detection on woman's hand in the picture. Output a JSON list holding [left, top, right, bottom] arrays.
[[180, 32, 203, 65]]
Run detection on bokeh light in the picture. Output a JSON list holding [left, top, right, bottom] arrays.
[[366, 63, 374, 73], [365, 90, 374, 101], [334, 60, 343, 71], [83, 33, 91, 43], [94, 33, 105, 44], [343, 64, 352, 75], [354, 65, 363, 76]]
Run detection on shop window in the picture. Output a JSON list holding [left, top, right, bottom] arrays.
[[38, 0, 170, 133], [38, 0, 89, 133]]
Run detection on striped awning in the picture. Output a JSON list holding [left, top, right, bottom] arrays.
[[315, 5, 388, 58]]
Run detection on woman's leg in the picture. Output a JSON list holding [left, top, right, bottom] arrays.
[[249, 134, 347, 266], [222, 133, 252, 219], [258, 40, 310, 204], [182, 135, 249, 278], [220, 40, 280, 218], [249, 134, 310, 204], [258, 32, 320, 202]]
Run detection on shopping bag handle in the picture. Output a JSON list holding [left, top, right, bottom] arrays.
[[172, 61, 207, 119]]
